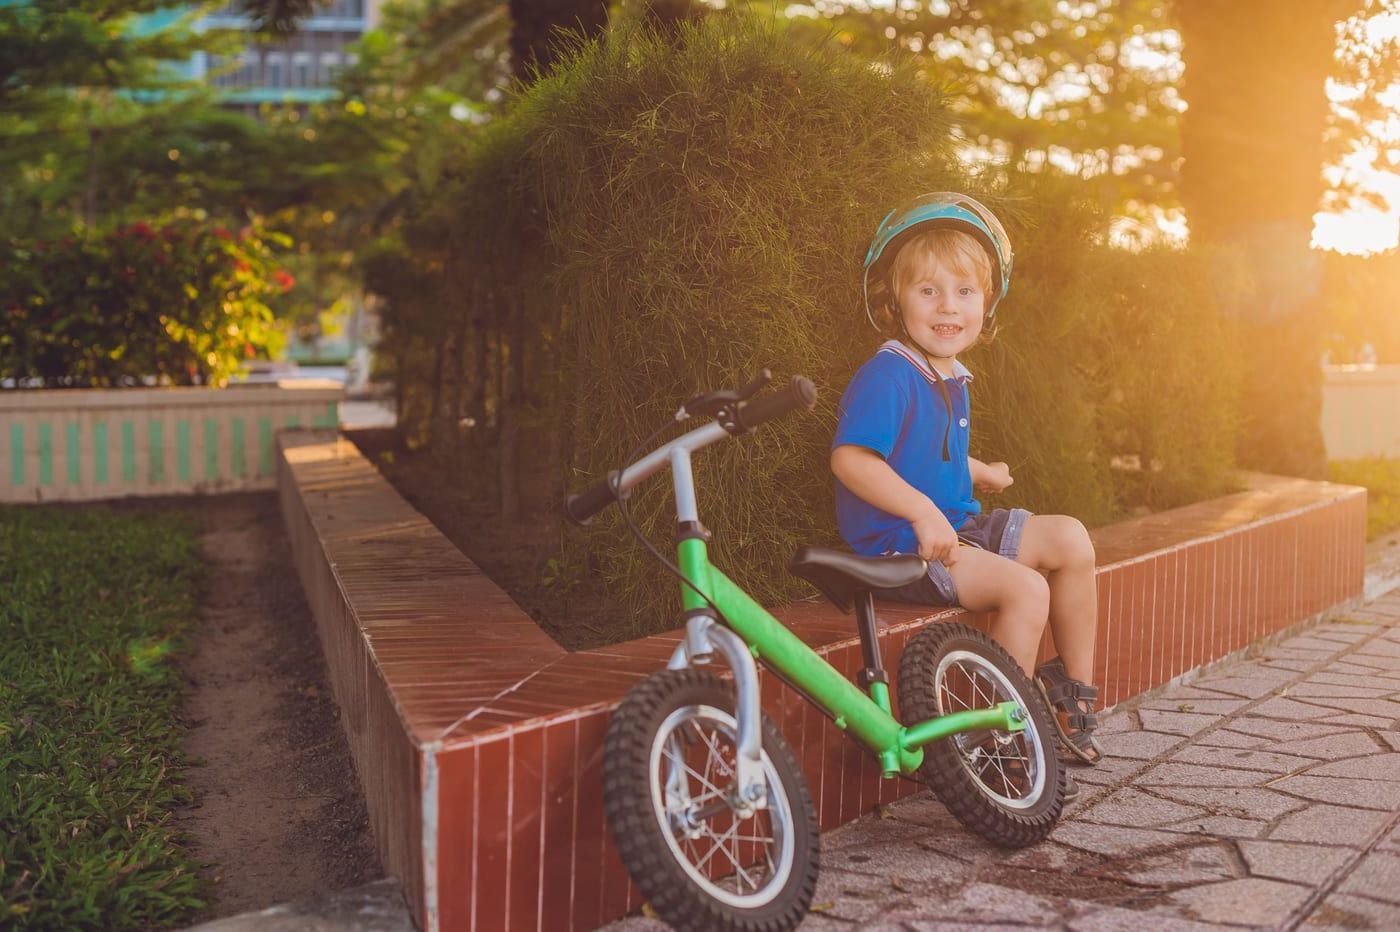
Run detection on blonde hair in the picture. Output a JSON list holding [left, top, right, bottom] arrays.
[[871, 228, 995, 333]]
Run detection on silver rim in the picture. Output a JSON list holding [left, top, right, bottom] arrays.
[[647, 704, 796, 909], [933, 649, 1048, 810]]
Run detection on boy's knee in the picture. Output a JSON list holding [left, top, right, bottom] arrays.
[[1039, 515, 1093, 570], [1061, 516, 1095, 568], [1007, 563, 1050, 608]]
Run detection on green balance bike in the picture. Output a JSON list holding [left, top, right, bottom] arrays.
[[565, 371, 1065, 932]]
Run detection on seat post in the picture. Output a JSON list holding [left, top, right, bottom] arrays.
[[854, 590, 887, 694]]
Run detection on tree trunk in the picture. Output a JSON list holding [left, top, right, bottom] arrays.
[[498, 296, 520, 523], [1177, 0, 1358, 478], [473, 314, 489, 425], [506, 0, 609, 79], [84, 127, 102, 229]]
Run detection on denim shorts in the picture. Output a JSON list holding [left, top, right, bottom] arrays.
[[876, 507, 1033, 608]]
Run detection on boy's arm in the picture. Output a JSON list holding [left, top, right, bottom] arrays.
[[968, 455, 990, 486], [831, 445, 960, 564], [968, 455, 1014, 493]]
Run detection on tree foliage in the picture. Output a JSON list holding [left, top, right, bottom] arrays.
[[0, 1, 258, 235], [774, 0, 1184, 241], [1324, 0, 1400, 215]]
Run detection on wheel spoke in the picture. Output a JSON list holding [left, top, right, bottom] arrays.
[[642, 696, 795, 908], [692, 818, 740, 875], [671, 748, 727, 801]]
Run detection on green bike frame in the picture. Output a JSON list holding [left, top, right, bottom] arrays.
[[620, 418, 1023, 793], [675, 537, 1022, 777]]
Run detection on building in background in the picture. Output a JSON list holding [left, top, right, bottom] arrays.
[[187, 0, 381, 114]]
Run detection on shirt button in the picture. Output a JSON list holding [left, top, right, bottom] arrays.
[[959, 418, 968, 427]]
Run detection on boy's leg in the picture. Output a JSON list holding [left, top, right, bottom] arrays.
[[944, 547, 1051, 676], [1014, 514, 1097, 685]]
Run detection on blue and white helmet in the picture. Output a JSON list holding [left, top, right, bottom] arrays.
[[862, 192, 1014, 330]]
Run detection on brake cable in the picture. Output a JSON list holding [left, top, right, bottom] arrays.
[[610, 410, 724, 618]]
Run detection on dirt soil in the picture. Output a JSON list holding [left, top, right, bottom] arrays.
[[169, 492, 382, 920]]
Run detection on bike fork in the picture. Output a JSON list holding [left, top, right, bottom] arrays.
[[667, 613, 768, 814]]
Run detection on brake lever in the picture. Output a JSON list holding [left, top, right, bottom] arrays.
[[680, 368, 773, 419]]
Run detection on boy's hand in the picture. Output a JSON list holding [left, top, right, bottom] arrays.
[[976, 461, 1014, 494], [912, 510, 960, 566]]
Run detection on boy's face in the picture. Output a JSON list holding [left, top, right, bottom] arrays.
[[895, 259, 985, 361]]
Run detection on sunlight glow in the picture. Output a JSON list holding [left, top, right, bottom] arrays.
[[1315, 6, 1400, 254]]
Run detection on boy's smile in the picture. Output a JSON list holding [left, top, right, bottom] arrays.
[[896, 263, 985, 372]]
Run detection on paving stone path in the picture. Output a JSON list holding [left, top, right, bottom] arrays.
[[607, 588, 1400, 931]]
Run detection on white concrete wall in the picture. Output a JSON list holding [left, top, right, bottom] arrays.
[[1323, 364, 1400, 460], [0, 381, 343, 503]]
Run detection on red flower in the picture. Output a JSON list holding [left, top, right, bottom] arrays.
[[129, 222, 155, 239], [273, 269, 296, 292], [212, 227, 233, 241]]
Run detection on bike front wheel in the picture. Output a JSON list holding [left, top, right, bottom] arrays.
[[603, 668, 819, 932], [898, 623, 1065, 847]]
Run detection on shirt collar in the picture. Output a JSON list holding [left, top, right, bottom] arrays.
[[877, 340, 974, 386]]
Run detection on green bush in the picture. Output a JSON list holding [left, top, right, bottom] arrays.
[[1329, 458, 1400, 541], [1, 220, 290, 388], [371, 15, 1240, 640], [1324, 249, 1400, 366]]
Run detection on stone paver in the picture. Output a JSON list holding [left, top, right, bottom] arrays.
[[1137, 762, 1271, 788], [1270, 803, 1390, 846], [602, 587, 1400, 931], [1308, 751, 1400, 781], [1267, 730, 1381, 759], [1304, 892, 1400, 928], [1238, 840, 1353, 885], [1148, 785, 1307, 820], [1170, 745, 1318, 773], [1139, 709, 1221, 736], [1168, 877, 1311, 926], [1079, 788, 1209, 827]]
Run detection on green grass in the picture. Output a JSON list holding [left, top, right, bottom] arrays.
[[0, 507, 205, 930], [1329, 458, 1400, 541]]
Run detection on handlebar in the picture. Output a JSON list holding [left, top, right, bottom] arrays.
[[565, 470, 620, 526], [736, 376, 817, 432], [564, 375, 818, 526]]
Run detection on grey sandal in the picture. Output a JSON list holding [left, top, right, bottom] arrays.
[[1035, 657, 1105, 766]]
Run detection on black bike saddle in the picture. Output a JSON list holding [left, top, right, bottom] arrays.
[[787, 547, 927, 613]]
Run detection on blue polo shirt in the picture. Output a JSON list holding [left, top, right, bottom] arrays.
[[833, 340, 979, 555]]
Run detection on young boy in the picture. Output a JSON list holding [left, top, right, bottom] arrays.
[[831, 192, 1104, 773]]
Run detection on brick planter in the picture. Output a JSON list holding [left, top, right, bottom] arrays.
[[277, 430, 1365, 931]]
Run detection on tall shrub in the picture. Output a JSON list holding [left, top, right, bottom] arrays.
[[374, 15, 1240, 641]]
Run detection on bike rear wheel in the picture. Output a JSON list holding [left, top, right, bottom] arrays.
[[897, 623, 1064, 847], [603, 668, 819, 932]]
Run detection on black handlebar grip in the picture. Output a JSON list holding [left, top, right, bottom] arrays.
[[736, 376, 818, 432], [565, 471, 619, 526]]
